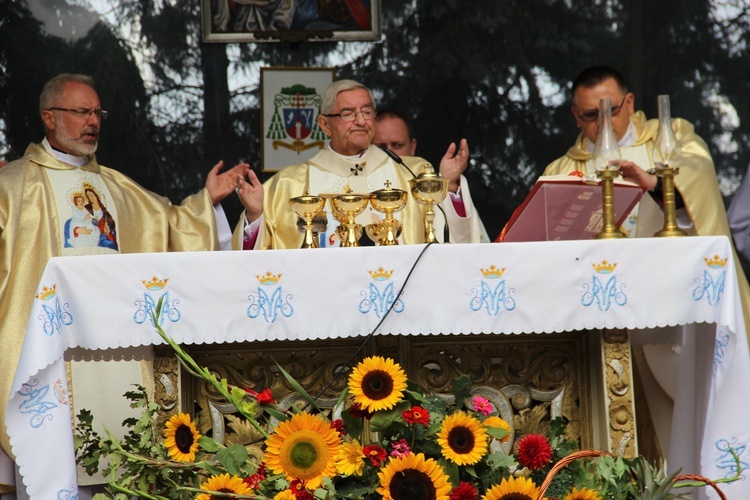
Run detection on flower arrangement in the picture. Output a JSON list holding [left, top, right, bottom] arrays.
[[75, 319, 742, 500]]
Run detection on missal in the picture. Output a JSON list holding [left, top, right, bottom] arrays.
[[497, 172, 646, 242]]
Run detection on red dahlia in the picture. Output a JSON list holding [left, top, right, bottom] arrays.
[[515, 433, 553, 470], [449, 481, 479, 500]]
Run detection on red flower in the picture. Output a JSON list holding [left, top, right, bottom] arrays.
[[330, 418, 346, 436], [402, 405, 430, 426], [243, 463, 266, 489], [363, 444, 387, 466], [349, 402, 374, 420], [244, 387, 276, 405], [449, 481, 479, 500], [515, 433, 553, 470], [290, 479, 315, 499]]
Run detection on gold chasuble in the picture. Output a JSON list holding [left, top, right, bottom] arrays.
[[235, 145, 487, 249], [543, 111, 750, 342], [0, 142, 219, 462]]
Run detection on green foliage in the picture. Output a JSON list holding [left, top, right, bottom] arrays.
[[75, 385, 203, 499]]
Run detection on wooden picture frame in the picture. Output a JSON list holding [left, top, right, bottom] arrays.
[[260, 67, 336, 172], [201, 0, 381, 43]]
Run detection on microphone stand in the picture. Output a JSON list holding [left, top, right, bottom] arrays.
[[380, 147, 452, 243]]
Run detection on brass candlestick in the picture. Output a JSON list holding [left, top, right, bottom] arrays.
[[368, 180, 408, 246], [409, 163, 448, 243], [289, 194, 326, 248], [654, 166, 687, 237], [331, 193, 370, 247], [593, 169, 625, 239]]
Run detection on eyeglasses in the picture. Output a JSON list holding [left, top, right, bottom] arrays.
[[48, 107, 108, 120], [322, 107, 376, 122], [576, 95, 627, 123]]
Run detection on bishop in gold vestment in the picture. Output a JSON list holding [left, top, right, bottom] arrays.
[[233, 79, 489, 249]]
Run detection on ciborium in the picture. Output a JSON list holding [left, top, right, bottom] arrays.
[[289, 194, 325, 249], [409, 163, 448, 243], [368, 180, 408, 246], [331, 192, 370, 247]]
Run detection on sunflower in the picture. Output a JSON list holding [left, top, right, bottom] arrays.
[[437, 411, 488, 465], [273, 490, 297, 500], [264, 411, 341, 489], [377, 453, 452, 500], [481, 476, 540, 500], [195, 473, 252, 500], [162, 412, 201, 462], [336, 438, 365, 476], [564, 486, 602, 500], [483, 416, 511, 443], [348, 356, 407, 412]]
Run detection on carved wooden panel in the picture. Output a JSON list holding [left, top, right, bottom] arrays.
[[154, 332, 593, 457]]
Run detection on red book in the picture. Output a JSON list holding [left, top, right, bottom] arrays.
[[497, 173, 646, 242]]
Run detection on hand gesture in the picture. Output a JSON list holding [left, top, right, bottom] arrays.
[[236, 169, 264, 223], [439, 139, 469, 193], [205, 161, 250, 204]]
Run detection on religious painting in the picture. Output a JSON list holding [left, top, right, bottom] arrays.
[[260, 67, 335, 172], [201, 0, 381, 43]]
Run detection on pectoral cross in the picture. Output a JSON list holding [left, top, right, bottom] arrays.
[[350, 161, 365, 176]]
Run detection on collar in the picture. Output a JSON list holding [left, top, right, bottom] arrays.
[[309, 145, 389, 178], [42, 137, 87, 167]]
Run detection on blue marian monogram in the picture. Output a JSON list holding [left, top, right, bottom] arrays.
[[713, 330, 730, 377], [581, 260, 627, 311], [470, 265, 516, 316], [248, 272, 293, 323], [359, 267, 404, 318], [715, 438, 748, 480], [57, 487, 79, 500], [134, 277, 181, 326], [18, 378, 57, 429], [35, 284, 73, 336], [693, 255, 727, 306]]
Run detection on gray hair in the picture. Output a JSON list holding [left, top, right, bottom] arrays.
[[320, 79, 375, 114], [39, 74, 95, 113]]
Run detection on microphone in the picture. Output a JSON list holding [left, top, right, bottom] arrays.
[[379, 146, 451, 243]]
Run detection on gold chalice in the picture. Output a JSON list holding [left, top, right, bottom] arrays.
[[365, 220, 402, 246], [409, 163, 448, 243], [368, 180, 408, 246], [289, 194, 325, 248], [331, 193, 370, 247]]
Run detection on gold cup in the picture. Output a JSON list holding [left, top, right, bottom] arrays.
[[289, 194, 326, 248], [409, 163, 448, 243], [331, 193, 370, 247], [368, 180, 408, 246]]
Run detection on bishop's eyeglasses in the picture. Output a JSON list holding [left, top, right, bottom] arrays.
[[322, 107, 376, 122]]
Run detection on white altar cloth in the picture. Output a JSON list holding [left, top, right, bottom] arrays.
[[6, 237, 750, 499]]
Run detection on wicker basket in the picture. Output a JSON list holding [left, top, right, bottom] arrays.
[[535, 450, 727, 500]]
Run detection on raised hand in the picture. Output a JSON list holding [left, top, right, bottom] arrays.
[[205, 161, 251, 204], [236, 168, 264, 223], [439, 139, 469, 193]]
